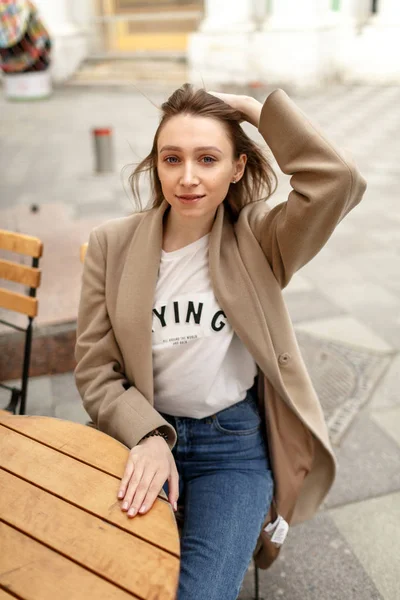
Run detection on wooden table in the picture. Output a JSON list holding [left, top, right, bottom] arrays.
[[0, 413, 180, 600]]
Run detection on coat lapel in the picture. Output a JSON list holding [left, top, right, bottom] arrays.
[[115, 200, 170, 404], [209, 202, 288, 400]]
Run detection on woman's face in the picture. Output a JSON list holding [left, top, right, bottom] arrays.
[[157, 114, 246, 221]]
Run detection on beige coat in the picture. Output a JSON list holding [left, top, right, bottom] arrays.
[[75, 89, 367, 569]]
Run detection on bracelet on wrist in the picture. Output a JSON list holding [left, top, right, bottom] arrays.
[[141, 428, 169, 443]]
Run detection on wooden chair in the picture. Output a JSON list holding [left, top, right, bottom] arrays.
[[0, 229, 43, 415], [80, 242, 88, 264], [79, 241, 98, 431]]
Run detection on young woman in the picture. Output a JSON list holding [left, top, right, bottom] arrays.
[[75, 84, 366, 600]]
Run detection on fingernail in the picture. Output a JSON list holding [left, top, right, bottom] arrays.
[[122, 502, 128, 510], [118, 491, 124, 499], [128, 508, 136, 517], [139, 505, 146, 514], [173, 502, 177, 511]]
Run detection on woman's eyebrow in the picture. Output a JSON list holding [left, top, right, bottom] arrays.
[[159, 145, 223, 154]]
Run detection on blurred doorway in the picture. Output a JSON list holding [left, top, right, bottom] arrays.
[[96, 0, 203, 54]]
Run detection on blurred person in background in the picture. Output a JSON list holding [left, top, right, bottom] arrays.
[[75, 83, 366, 600]]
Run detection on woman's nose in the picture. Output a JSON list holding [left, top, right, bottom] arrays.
[[180, 164, 199, 186]]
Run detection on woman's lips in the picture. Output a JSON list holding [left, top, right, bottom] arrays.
[[176, 194, 205, 204]]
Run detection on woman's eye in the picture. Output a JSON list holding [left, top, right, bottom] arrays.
[[163, 155, 216, 165]]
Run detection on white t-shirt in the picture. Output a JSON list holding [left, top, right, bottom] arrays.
[[152, 233, 258, 418]]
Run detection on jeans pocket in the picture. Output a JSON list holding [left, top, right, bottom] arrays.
[[213, 397, 261, 436]]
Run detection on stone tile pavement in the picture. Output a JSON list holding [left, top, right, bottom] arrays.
[[1, 82, 400, 599]]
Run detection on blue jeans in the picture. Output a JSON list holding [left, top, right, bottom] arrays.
[[160, 385, 274, 600]]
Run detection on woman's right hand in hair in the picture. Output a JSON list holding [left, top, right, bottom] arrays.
[[117, 435, 179, 517]]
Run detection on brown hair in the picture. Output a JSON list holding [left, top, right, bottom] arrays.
[[129, 83, 277, 221]]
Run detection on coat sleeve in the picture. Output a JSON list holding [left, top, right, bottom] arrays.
[[74, 229, 177, 450], [247, 89, 367, 289]]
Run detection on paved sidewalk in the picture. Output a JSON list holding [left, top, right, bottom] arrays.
[[1, 82, 400, 600]]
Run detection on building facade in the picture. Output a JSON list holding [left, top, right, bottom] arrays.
[[33, 0, 400, 90]]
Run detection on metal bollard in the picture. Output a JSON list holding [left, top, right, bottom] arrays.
[[92, 127, 114, 173]]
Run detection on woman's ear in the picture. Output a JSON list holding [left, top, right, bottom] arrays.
[[233, 153, 247, 182]]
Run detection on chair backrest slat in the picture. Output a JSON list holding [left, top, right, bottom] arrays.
[[0, 259, 41, 288], [80, 243, 88, 264], [0, 230, 43, 415], [0, 229, 43, 259], [0, 288, 38, 317]]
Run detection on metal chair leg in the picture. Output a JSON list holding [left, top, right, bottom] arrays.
[[5, 388, 20, 414], [19, 317, 33, 415], [254, 563, 260, 600]]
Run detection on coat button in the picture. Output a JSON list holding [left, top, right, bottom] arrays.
[[278, 352, 291, 365]]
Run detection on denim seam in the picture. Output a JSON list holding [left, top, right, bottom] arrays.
[[212, 420, 261, 436]]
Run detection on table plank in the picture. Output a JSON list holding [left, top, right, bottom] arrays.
[[0, 425, 180, 556], [0, 523, 139, 600], [0, 470, 179, 600], [0, 414, 128, 477]]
